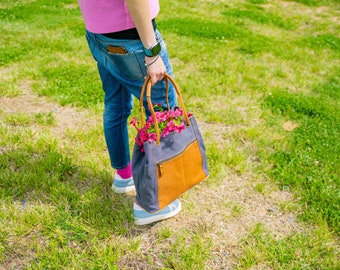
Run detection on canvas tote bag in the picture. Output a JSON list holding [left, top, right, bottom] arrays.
[[132, 74, 209, 213]]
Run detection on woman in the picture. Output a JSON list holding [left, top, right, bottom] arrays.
[[77, 0, 181, 225]]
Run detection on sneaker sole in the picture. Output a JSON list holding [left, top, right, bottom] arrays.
[[112, 184, 135, 194], [134, 201, 182, 226]]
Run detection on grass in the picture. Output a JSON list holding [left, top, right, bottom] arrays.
[[262, 76, 340, 232], [1, 0, 340, 269], [238, 223, 337, 269]]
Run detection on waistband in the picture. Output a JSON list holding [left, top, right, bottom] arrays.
[[102, 19, 157, 40]]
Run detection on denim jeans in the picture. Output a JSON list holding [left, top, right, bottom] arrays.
[[85, 29, 177, 169]]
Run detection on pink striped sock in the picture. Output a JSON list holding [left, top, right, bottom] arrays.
[[116, 162, 132, 179]]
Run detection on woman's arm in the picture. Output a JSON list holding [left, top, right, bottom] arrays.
[[125, 0, 165, 85]]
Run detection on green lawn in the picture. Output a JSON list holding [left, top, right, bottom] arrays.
[[0, 0, 339, 269]]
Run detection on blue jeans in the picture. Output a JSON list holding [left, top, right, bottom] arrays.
[[85, 29, 177, 169]]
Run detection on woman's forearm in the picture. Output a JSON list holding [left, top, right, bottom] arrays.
[[125, 0, 157, 49], [126, 0, 165, 84]]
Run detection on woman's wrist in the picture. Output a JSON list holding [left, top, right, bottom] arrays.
[[144, 55, 160, 68]]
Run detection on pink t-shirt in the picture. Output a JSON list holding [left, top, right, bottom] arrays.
[[78, 0, 160, 34]]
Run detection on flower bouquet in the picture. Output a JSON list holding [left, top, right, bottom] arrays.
[[130, 104, 189, 152]]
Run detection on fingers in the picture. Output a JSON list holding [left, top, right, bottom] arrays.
[[145, 56, 166, 85], [150, 72, 165, 85]]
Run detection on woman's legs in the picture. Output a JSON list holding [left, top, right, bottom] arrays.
[[98, 64, 133, 169], [86, 29, 176, 171]]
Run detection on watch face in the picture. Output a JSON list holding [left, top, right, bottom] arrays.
[[144, 42, 161, 56], [151, 42, 161, 55]]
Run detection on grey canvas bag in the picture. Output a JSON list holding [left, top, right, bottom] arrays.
[[132, 74, 209, 213]]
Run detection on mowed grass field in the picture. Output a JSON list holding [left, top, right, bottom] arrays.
[[0, 0, 339, 269]]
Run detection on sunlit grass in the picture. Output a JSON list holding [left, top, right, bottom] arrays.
[[0, 0, 339, 268]]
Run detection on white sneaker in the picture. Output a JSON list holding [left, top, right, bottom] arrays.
[[133, 199, 181, 226], [111, 174, 135, 193]]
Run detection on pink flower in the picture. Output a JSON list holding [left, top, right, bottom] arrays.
[[131, 106, 190, 151], [130, 117, 139, 129]]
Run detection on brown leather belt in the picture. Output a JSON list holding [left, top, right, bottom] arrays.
[[102, 19, 157, 40]]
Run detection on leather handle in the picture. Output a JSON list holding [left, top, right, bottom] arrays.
[[139, 75, 170, 125], [139, 73, 190, 144]]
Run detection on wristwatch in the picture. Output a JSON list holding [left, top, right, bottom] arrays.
[[143, 41, 161, 57]]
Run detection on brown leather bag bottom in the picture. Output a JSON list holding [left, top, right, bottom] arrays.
[[157, 140, 206, 210]]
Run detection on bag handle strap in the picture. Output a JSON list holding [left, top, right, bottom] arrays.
[[139, 75, 170, 123], [139, 73, 190, 144]]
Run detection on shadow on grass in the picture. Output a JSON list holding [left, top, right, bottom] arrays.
[[0, 121, 163, 268], [0, 145, 137, 237], [159, 17, 276, 55]]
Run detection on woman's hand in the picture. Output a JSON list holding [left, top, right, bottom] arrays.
[[145, 55, 165, 85]]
